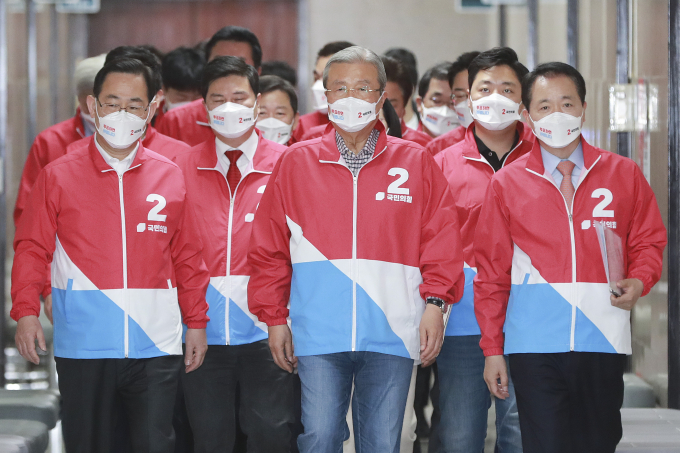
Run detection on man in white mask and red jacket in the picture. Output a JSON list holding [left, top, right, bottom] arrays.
[[475, 62, 667, 453], [12, 57, 210, 453], [173, 56, 293, 453], [247, 46, 466, 453]]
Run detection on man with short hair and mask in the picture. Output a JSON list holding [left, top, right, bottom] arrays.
[[292, 41, 354, 143], [433, 47, 534, 453], [173, 56, 294, 453], [67, 46, 191, 162], [158, 26, 263, 146], [426, 51, 480, 156], [256, 75, 299, 146], [11, 56, 210, 453], [155, 46, 206, 126], [247, 46, 465, 453], [14, 53, 106, 226], [416, 62, 459, 139], [475, 61, 667, 453]]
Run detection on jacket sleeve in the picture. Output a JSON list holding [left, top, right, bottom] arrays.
[[418, 153, 465, 304], [247, 155, 292, 326], [473, 178, 513, 357], [11, 169, 58, 320], [14, 137, 49, 227], [171, 192, 210, 329], [625, 165, 667, 295]]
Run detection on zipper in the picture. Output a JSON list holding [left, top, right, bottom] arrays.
[[225, 187, 236, 346], [117, 173, 130, 358], [320, 145, 388, 352], [527, 159, 599, 352]]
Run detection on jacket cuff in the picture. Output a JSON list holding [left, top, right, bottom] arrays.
[[627, 272, 651, 297], [185, 321, 207, 329], [41, 285, 52, 299], [10, 306, 40, 322], [483, 348, 505, 357], [266, 318, 288, 327]]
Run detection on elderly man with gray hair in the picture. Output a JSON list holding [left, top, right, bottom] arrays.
[[247, 46, 465, 453]]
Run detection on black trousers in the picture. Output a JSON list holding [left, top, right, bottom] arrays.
[[56, 355, 182, 453], [181, 340, 295, 453], [509, 352, 627, 453]]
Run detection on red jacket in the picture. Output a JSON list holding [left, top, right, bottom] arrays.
[[292, 111, 328, 142], [173, 132, 285, 345], [247, 122, 465, 360], [67, 125, 190, 161], [12, 140, 210, 359], [14, 111, 87, 226], [401, 120, 432, 146], [155, 99, 214, 146], [425, 126, 467, 157], [474, 139, 666, 356], [434, 123, 533, 336]]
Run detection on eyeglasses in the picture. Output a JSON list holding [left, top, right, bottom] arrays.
[[450, 93, 469, 103], [324, 86, 383, 100], [97, 99, 151, 118]]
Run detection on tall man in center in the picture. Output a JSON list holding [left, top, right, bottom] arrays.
[[174, 56, 293, 452], [248, 46, 465, 453]]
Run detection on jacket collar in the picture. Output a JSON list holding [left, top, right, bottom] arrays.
[[89, 135, 149, 173], [142, 125, 157, 146], [318, 121, 388, 162], [525, 136, 601, 175]]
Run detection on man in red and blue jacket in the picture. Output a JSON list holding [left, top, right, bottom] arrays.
[[475, 62, 667, 453], [434, 47, 530, 453], [12, 57, 210, 453], [174, 56, 294, 453], [248, 46, 465, 453]]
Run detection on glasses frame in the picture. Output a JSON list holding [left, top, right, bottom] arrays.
[[324, 86, 384, 98], [96, 98, 152, 117]]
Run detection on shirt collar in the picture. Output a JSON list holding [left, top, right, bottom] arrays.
[[215, 129, 258, 163], [94, 135, 138, 172], [541, 141, 584, 175]]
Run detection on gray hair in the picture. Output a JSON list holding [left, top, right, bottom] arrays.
[[74, 54, 107, 96], [323, 46, 386, 91]]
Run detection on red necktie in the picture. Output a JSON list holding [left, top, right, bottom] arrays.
[[557, 160, 576, 211], [225, 150, 243, 195]]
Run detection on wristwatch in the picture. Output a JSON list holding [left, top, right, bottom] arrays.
[[426, 297, 448, 314]]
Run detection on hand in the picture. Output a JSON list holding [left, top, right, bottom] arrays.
[[15, 316, 46, 365], [419, 304, 444, 367], [484, 355, 510, 400], [269, 324, 297, 373], [611, 278, 644, 311], [44, 294, 53, 325], [184, 328, 208, 373]]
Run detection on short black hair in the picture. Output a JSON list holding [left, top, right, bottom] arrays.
[[384, 47, 418, 88], [448, 51, 481, 87], [105, 46, 162, 95], [317, 41, 355, 59], [205, 26, 262, 69], [94, 57, 157, 104], [201, 55, 259, 100], [468, 47, 528, 90], [381, 56, 413, 104], [418, 62, 452, 98], [138, 44, 165, 62], [162, 47, 206, 92], [261, 61, 297, 86], [259, 75, 298, 113], [522, 62, 587, 111]]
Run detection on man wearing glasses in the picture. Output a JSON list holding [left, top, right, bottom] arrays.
[[12, 57, 210, 453], [247, 46, 465, 453], [415, 62, 459, 138]]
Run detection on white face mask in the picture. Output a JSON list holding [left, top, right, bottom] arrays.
[[421, 105, 459, 136], [208, 102, 257, 139], [471, 93, 521, 131], [256, 117, 293, 145], [164, 99, 191, 112], [81, 110, 96, 127], [530, 111, 583, 148], [328, 93, 383, 134], [311, 79, 328, 112], [454, 100, 474, 128], [95, 103, 149, 150]]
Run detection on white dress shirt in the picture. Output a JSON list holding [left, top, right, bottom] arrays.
[[541, 142, 584, 188], [214, 130, 259, 180], [95, 137, 138, 175]]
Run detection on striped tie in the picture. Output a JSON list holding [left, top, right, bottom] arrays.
[[557, 160, 576, 211]]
